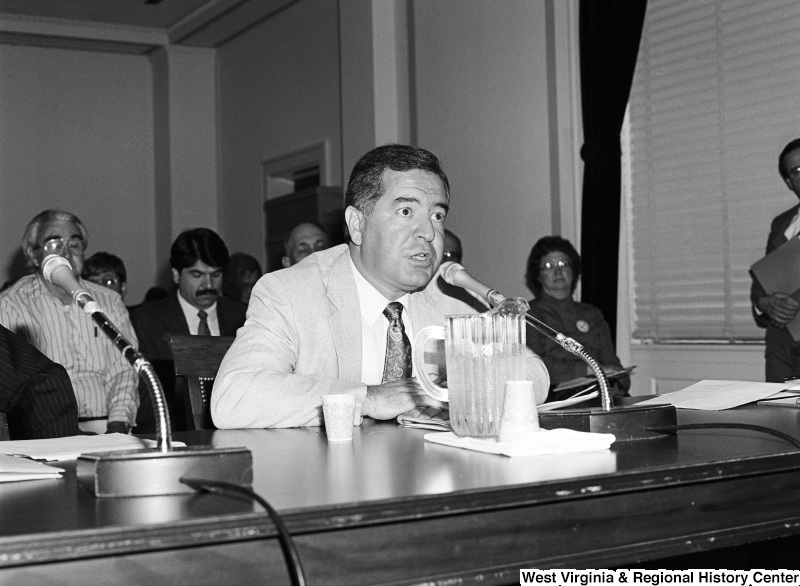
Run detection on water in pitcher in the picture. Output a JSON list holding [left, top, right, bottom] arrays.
[[445, 312, 527, 438]]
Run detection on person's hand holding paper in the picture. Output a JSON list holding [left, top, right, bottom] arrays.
[[750, 236, 800, 340], [758, 292, 800, 324]]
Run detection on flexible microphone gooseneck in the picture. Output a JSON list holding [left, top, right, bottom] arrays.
[[42, 254, 173, 451], [41, 254, 253, 496], [441, 261, 614, 410]]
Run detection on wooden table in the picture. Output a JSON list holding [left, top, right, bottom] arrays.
[[3, 404, 800, 584]]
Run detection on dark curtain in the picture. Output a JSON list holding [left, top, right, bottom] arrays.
[[578, 0, 647, 344]]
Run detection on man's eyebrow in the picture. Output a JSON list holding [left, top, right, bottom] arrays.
[[391, 196, 450, 212], [42, 232, 82, 242], [392, 196, 420, 205]]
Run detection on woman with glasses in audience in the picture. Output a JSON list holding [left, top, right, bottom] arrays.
[[525, 235, 630, 401]]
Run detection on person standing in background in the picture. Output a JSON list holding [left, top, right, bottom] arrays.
[[751, 139, 800, 382]]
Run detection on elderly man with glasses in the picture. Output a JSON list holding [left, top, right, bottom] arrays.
[[0, 209, 139, 434], [751, 139, 800, 382]]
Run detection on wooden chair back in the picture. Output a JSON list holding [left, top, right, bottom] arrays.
[[163, 333, 235, 430]]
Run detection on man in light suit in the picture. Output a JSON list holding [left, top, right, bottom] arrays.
[[751, 138, 800, 381], [212, 144, 549, 429], [131, 228, 246, 431]]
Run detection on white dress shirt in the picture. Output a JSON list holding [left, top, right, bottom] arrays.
[[177, 293, 220, 336], [785, 210, 800, 241], [349, 258, 413, 385]]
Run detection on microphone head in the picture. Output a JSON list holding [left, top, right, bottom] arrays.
[[41, 254, 73, 284], [441, 261, 465, 286]]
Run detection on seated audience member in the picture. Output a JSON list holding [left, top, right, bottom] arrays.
[[82, 251, 127, 300], [0, 209, 139, 434], [223, 252, 262, 304], [438, 228, 485, 311], [211, 144, 549, 429], [130, 228, 247, 431], [525, 235, 630, 399], [282, 222, 330, 267], [0, 323, 80, 439], [442, 229, 463, 264]]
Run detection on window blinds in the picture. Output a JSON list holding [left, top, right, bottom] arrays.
[[626, 0, 800, 341]]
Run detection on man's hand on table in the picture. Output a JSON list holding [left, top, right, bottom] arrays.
[[363, 378, 443, 420]]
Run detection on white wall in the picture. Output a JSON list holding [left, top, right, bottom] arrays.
[[216, 0, 343, 266], [412, 0, 555, 299], [0, 45, 156, 304]]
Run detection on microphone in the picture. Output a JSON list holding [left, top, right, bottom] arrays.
[[442, 262, 582, 353], [440, 261, 609, 406], [42, 255, 99, 313], [440, 262, 678, 440], [441, 262, 507, 308]]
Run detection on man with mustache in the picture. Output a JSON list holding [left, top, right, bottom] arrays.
[[212, 144, 549, 429], [130, 228, 246, 431]]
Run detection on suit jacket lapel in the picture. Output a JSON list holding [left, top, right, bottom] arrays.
[[165, 294, 191, 335], [325, 250, 362, 381], [771, 204, 800, 250]]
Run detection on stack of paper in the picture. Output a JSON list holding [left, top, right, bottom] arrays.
[[0, 453, 63, 483], [0, 434, 184, 462], [635, 380, 788, 410]]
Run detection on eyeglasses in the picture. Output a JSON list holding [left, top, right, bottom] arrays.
[[442, 250, 462, 263], [789, 166, 800, 180], [540, 260, 571, 272], [39, 237, 86, 256], [88, 276, 120, 288]]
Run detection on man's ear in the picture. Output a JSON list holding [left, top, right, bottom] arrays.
[[172, 268, 180, 285], [786, 177, 795, 191], [24, 246, 39, 269], [345, 206, 365, 245], [282, 256, 290, 268]]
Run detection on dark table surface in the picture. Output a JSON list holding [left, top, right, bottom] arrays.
[[4, 402, 800, 583]]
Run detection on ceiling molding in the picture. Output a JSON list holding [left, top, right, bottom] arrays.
[[0, 13, 168, 52]]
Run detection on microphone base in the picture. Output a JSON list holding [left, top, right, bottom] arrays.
[[538, 403, 677, 441], [76, 446, 253, 497]]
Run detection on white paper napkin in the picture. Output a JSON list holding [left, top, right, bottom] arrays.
[[424, 428, 616, 457]]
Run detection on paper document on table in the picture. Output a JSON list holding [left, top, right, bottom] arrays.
[[635, 380, 789, 410], [397, 406, 452, 431], [757, 389, 800, 408], [0, 453, 64, 482], [538, 386, 599, 412], [0, 434, 186, 462], [554, 366, 635, 393]]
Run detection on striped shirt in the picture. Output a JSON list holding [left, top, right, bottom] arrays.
[[0, 274, 139, 425]]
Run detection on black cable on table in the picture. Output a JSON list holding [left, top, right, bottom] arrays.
[[647, 423, 800, 450], [180, 477, 307, 586]]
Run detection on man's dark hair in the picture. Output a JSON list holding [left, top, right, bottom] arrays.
[[444, 229, 462, 251], [525, 235, 582, 298], [223, 252, 262, 300], [779, 138, 800, 179], [344, 144, 450, 225], [82, 252, 127, 283], [169, 228, 229, 272]]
